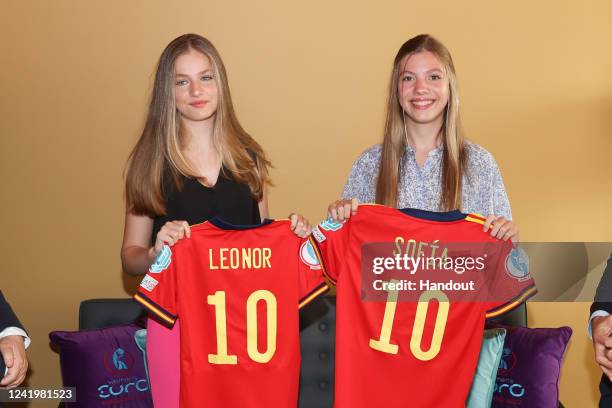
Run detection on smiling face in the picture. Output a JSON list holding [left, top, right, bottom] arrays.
[[173, 49, 219, 122], [397, 50, 449, 127]]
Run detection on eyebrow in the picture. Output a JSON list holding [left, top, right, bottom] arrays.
[[400, 68, 444, 75], [174, 69, 212, 78]]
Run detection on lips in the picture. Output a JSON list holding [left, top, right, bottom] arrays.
[[190, 100, 206, 108], [410, 99, 435, 109]]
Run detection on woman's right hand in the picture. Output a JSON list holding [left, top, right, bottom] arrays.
[[327, 198, 359, 222], [149, 220, 191, 260]]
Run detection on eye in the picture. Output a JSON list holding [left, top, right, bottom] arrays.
[[401, 75, 414, 82], [175, 79, 188, 86], [429, 74, 442, 80], [201, 74, 214, 81]]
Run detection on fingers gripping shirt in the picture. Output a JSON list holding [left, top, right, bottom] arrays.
[[135, 219, 328, 408]]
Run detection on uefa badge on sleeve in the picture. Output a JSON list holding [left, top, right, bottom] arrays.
[[505, 246, 530, 282], [149, 245, 172, 273], [319, 218, 344, 232]]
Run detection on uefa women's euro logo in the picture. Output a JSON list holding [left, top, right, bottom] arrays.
[[97, 345, 150, 401], [494, 347, 526, 400], [103, 347, 135, 376], [498, 347, 517, 376]]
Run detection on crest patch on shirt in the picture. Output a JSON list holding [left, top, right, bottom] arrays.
[[300, 240, 321, 270], [140, 275, 159, 292]]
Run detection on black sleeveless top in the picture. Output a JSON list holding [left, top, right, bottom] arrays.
[[152, 169, 261, 244]]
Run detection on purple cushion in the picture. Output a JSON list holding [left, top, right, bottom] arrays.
[[50, 324, 152, 408], [489, 325, 572, 408]]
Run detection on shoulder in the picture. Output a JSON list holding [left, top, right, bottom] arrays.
[[342, 145, 381, 200], [352, 144, 382, 168], [464, 141, 499, 170]]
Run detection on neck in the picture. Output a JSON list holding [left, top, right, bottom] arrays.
[[181, 116, 216, 152], [404, 115, 443, 151]]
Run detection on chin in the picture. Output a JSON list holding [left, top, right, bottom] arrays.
[[181, 111, 216, 122], [406, 109, 445, 125], [407, 114, 440, 124]]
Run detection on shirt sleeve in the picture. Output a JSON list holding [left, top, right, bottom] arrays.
[[134, 245, 179, 327], [297, 236, 330, 309], [484, 241, 537, 318], [341, 146, 380, 203], [310, 217, 352, 285]]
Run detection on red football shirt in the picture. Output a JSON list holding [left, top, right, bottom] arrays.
[[135, 218, 328, 408], [310, 205, 536, 408]]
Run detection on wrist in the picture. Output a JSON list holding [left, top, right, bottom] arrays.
[[147, 246, 158, 262], [5, 334, 24, 344], [0, 327, 30, 349]]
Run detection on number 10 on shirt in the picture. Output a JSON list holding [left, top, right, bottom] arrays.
[[369, 282, 449, 361], [207, 290, 278, 364]]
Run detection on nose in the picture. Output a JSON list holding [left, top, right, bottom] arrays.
[[414, 77, 428, 94], [189, 80, 204, 97]]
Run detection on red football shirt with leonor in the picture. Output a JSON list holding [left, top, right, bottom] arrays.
[[135, 218, 328, 408]]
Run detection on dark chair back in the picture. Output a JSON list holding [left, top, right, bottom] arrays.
[[79, 298, 145, 330], [299, 296, 336, 408], [487, 302, 527, 327]]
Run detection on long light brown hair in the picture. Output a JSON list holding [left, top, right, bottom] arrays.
[[125, 33, 271, 216], [376, 34, 466, 210]]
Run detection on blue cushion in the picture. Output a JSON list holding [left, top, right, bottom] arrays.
[[134, 329, 149, 385], [467, 328, 507, 407]]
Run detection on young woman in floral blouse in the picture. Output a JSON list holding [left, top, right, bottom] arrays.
[[328, 34, 518, 242]]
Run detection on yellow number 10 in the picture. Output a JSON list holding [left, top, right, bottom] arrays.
[[369, 284, 449, 361], [207, 290, 277, 365]]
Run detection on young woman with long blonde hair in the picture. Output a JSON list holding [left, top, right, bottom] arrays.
[[121, 33, 310, 407], [329, 34, 518, 241]]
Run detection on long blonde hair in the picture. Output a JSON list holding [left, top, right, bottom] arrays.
[[125, 33, 271, 216], [376, 34, 466, 210]]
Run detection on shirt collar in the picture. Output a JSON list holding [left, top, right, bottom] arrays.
[[404, 143, 444, 156]]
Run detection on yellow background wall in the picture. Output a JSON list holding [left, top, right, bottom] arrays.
[[1, 1, 611, 406]]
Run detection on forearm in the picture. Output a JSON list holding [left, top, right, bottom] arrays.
[[121, 245, 155, 276]]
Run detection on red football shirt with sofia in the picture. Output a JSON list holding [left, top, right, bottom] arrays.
[[135, 218, 328, 408], [310, 204, 536, 408]]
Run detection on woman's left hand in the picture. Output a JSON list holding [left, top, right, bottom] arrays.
[[483, 215, 519, 243], [289, 213, 312, 238]]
